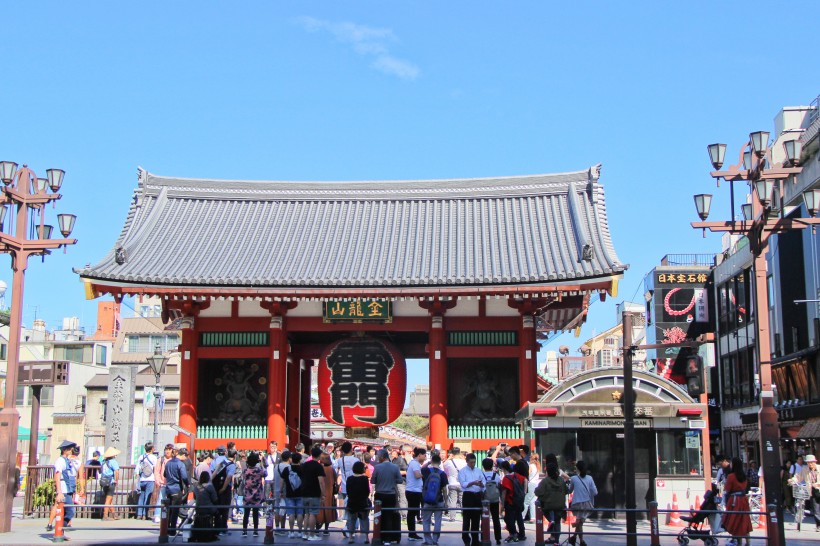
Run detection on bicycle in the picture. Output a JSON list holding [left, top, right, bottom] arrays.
[[793, 484, 811, 530], [747, 487, 762, 527]]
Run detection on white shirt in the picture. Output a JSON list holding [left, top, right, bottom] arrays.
[[482, 470, 501, 486], [265, 452, 279, 482], [273, 462, 290, 497], [406, 459, 424, 493], [138, 453, 158, 483], [458, 465, 485, 493], [334, 455, 359, 494], [444, 457, 466, 487]]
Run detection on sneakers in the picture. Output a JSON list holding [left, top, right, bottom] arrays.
[[307, 535, 323, 541], [45, 524, 53, 531], [241, 531, 248, 537], [503, 536, 519, 543], [408, 536, 423, 542], [253, 531, 259, 537]]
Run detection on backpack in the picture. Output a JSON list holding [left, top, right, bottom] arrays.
[[287, 466, 302, 492], [484, 472, 500, 503], [138, 455, 154, 479], [422, 467, 444, 504], [509, 474, 525, 509], [98, 460, 113, 487], [212, 461, 233, 491]]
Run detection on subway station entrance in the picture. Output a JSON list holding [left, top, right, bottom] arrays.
[[517, 367, 708, 518]]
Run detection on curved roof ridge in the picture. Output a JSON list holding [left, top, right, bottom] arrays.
[[141, 166, 594, 187]]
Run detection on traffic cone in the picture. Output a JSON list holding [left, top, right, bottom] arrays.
[[756, 502, 767, 530], [565, 493, 576, 527], [667, 493, 685, 527], [691, 495, 700, 517]]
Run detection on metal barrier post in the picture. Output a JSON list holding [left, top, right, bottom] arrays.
[[649, 501, 660, 546], [53, 500, 66, 543], [480, 500, 491, 546], [264, 500, 274, 544], [371, 500, 383, 546], [158, 500, 169, 544], [534, 500, 545, 546]]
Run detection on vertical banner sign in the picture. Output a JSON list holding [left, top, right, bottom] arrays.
[[317, 337, 406, 427]]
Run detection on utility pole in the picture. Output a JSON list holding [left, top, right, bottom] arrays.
[[622, 311, 637, 546]]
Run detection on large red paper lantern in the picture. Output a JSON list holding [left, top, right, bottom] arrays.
[[318, 337, 406, 427]]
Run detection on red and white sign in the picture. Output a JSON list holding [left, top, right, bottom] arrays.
[[317, 337, 406, 428]]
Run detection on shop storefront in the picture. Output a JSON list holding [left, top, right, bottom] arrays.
[[516, 367, 709, 519]]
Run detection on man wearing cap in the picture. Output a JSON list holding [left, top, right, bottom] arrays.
[[795, 454, 820, 531], [371, 448, 403, 545], [54, 440, 79, 528]]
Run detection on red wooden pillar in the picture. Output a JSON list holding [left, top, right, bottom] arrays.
[[519, 313, 538, 407], [421, 298, 455, 450], [177, 317, 198, 444], [268, 315, 288, 446], [286, 358, 302, 449], [428, 315, 448, 449], [299, 360, 312, 446]]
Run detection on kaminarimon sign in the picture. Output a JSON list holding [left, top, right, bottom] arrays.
[[317, 337, 406, 428]]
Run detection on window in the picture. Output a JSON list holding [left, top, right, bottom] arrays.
[[55, 345, 92, 363], [96, 345, 107, 366], [76, 395, 86, 413], [126, 335, 179, 353], [41, 386, 54, 406], [0, 343, 6, 360], [657, 430, 702, 476], [15, 386, 54, 406]]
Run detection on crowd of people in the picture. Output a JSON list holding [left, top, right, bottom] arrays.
[[48, 438, 601, 545]]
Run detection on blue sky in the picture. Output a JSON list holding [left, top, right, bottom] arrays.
[[2, 2, 819, 395]]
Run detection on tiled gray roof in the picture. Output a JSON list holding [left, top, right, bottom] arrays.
[[76, 166, 626, 288]]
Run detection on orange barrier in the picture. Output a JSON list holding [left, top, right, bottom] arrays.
[[667, 493, 685, 527], [565, 493, 576, 527]]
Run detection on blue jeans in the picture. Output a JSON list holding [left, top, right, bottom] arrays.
[[154, 486, 167, 520], [234, 495, 244, 520], [138, 481, 155, 518], [63, 492, 76, 524], [422, 501, 444, 544]]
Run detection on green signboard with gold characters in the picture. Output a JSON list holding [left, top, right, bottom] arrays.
[[323, 299, 392, 323]]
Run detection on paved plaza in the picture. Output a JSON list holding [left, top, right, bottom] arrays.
[[5, 505, 820, 546]]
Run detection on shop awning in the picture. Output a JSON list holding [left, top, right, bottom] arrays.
[[742, 429, 759, 442], [18, 426, 47, 441], [798, 418, 820, 439]]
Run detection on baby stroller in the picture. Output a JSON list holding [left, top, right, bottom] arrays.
[[172, 499, 197, 543], [677, 485, 723, 546]]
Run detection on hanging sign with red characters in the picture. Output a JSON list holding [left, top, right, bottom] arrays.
[[318, 337, 406, 427]]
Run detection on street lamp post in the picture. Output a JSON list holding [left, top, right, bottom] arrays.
[[693, 134, 817, 546], [0, 162, 77, 533], [146, 346, 169, 450]]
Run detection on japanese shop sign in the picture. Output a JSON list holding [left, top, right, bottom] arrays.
[[318, 337, 406, 427], [656, 273, 709, 284], [323, 299, 392, 323]]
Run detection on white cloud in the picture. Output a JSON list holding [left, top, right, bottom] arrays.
[[372, 55, 420, 80], [294, 16, 420, 81]]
